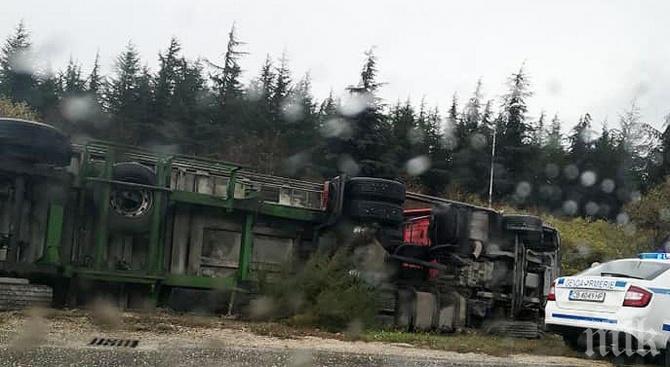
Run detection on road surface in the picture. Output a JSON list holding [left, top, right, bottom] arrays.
[[0, 309, 608, 367]]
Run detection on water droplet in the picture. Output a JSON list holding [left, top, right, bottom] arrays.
[[616, 212, 629, 225], [515, 181, 532, 198], [406, 156, 431, 176], [564, 164, 579, 180], [281, 97, 304, 122], [580, 171, 597, 187], [470, 133, 487, 150], [630, 191, 642, 202], [338, 155, 360, 176], [545, 163, 559, 179], [339, 93, 371, 117], [584, 202, 599, 216], [562, 200, 578, 216], [320, 118, 352, 138], [61, 96, 96, 121], [601, 179, 615, 194]]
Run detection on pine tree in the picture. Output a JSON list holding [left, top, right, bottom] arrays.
[[494, 65, 534, 198], [270, 52, 291, 127], [332, 48, 394, 177], [209, 24, 246, 108], [88, 51, 103, 103], [389, 99, 418, 168], [105, 42, 144, 142], [153, 37, 182, 121], [499, 65, 532, 147], [60, 57, 86, 96], [462, 79, 483, 133], [568, 113, 594, 164], [418, 106, 450, 194], [546, 114, 562, 150], [0, 21, 39, 108], [533, 110, 546, 146]]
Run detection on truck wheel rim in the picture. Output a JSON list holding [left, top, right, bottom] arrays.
[[110, 188, 152, 218]]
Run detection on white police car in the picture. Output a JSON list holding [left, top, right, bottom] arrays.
[[545, 253, 670, 363]]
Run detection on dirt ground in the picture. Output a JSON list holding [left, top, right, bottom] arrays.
[[0, 308, 610, 367]]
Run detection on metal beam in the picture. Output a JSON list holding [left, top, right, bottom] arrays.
[[93, 148, 114, 270], [39, 204, 64, 266], [7, 175, 25, 263], [238, 213, 254, 281], [148, 159, 168, 274]]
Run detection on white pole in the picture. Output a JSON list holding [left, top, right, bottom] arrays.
[[488, 123, 497, 208]]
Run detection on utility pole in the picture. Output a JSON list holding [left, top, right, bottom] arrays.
[[488, 123, 497, 208]]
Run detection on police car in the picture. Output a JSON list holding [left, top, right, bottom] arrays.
[[545, 253, 670, 363]]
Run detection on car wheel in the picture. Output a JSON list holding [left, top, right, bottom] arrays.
[[664, 341, 670, 367], [347, 200, 404, 226], [0, 118, 71, 166], [95, 162, 163, 233], [346, 177, 405, 204]]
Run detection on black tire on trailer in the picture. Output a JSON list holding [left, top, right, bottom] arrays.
[[94, 162, 162, 234], [0, 282, 53, 310], [347, 200, 404, 226], [0, 118, 71, 166], [346, 177, 406, 204]]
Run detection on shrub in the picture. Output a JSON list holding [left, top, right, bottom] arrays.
[[0, 98, 40, 120], [253, 246, 378, 331], [546, 215, 653, 275]]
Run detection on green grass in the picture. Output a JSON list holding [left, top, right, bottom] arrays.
[[362, 330, 579, 357]]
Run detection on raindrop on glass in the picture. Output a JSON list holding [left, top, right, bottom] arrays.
[[580, 171, 597, 187], [406, 156, 431, 176], [563, 164, 579, 180], [601, 179, 615, 194]]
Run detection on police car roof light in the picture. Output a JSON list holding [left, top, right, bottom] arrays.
[[638, 252, 670, 260]]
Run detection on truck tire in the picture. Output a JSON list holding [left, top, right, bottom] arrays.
[[95, 162, 161, 233], [347, 200, 404, 226], [0, 118, 71, 166], [0, 282, 53, 310], [664, 341, 670, 367], [346, 178, 405, 204]]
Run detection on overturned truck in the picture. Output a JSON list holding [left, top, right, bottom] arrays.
[[0, 118, 559, 335]]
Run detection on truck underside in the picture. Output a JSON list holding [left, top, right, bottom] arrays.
[[0, 118, 560, 336]]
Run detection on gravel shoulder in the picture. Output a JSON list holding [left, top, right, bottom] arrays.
[[0, 309, 609, 367]]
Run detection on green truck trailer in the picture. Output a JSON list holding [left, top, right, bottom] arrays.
[[0, 118, 560, 335]]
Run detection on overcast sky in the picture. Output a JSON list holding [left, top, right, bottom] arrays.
[[3, 0, 669, 131]]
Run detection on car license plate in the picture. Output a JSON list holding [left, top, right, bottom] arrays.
[[569, 289, 606, 303]]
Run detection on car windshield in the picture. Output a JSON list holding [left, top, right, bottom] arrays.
[[579, 260, 670, 281]]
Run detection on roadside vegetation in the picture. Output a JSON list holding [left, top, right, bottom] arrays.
[[252, 247, 379, 332]]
